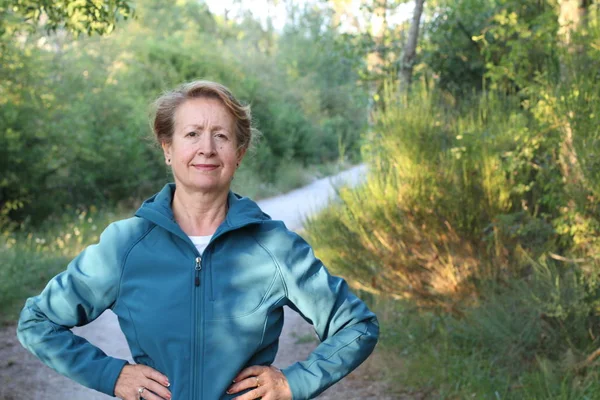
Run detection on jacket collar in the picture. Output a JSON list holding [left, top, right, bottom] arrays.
[[135, 183, 271, 246]]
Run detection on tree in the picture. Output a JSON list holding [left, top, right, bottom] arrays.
[[422, 0, 560, 95], [399, 0, 425, 92], [556, 0, 592, 187], [0, 0, 133, 226], [0, 0, 133, 37]]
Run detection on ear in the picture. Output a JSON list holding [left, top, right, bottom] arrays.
[[161, 141, 172, 165], [237, 147, 247, 165]]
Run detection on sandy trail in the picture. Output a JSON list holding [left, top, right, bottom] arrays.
[[0, 165, 393, 399]]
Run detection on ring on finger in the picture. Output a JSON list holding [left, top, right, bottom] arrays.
[[138, 386, 145, 399], [256, 376, 261, 387]]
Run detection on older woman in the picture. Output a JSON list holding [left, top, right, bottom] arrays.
[[17, 81, 379, 400]]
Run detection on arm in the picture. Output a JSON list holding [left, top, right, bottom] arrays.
[[16, 220, 139, 396], [273, 228, 380, 400]]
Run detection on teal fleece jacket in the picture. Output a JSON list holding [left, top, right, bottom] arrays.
[[17, 183, 379, 399]]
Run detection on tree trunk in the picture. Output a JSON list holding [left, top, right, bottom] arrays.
[[558, 0, 588, 46], [558, 0, 588, 77], [399, 0, 425, 93], [557, 0, 589, 187]]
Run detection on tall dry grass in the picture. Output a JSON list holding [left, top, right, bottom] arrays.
[[305, 87, 554, 312]]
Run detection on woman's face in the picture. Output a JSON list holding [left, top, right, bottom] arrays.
[[162, 97, 245, 194]]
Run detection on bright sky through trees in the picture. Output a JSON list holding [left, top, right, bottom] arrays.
[[203, 0, 414, 32], [203, 0, 289, 30]]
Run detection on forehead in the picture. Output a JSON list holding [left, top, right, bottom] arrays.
[[174, 97, 235, 130]]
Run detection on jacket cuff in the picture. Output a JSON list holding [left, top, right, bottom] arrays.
[[97, 358, 129, 396], [281, 363, 313, 400]]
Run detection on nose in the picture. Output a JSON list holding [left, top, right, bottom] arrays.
[[197, 132, 216, 156]]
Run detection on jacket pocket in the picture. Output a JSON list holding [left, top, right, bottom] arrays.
[[208, 250, 278, 320]]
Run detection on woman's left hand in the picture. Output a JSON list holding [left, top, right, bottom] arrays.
[[226, 365, 292, 400]]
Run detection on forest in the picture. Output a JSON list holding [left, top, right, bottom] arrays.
[[2, 0, 600, 398]]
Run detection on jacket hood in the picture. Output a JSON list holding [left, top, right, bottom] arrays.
[[135, 183, 272, 241]]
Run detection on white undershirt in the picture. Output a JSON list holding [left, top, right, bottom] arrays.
[[188, 235, 213, 256]]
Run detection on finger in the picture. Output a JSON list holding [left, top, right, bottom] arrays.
[[138, 387, 166, 400], [233, 365, 266, 383], [227, 375, 262, 395], [144, 378, 172, 400], [233, 387, 265, 400], [140, 365, 170, 387]]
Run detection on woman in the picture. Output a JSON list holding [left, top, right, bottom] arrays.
[[17, 80, 379, 400]]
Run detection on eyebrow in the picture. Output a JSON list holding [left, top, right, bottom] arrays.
[[183, 124, 230, 131]]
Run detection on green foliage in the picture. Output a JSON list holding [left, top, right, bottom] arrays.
[[476, 1, 560, 92], [423, 0, 560, 95], [0, 0, 133, 37], [0, 35, 166, 225], [0, 0, 368, 226], [422, 0, 491, 94], [523, 15, 600, 262]]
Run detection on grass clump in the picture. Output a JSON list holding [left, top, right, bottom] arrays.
[[375, 258, 600, 399]]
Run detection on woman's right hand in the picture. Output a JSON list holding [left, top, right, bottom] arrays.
[[114, 364, 172, 400]]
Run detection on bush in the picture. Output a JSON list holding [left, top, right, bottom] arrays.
[[305, 85, 572, 310]]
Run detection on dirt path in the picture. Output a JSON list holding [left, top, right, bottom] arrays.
[[0, 165, 394, 399]]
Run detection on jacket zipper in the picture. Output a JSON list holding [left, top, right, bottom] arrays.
[[192, 252, 204, 400], [195, 256, 202, 286]]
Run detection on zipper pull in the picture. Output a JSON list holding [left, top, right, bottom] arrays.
[[194, 256, 202, 287]]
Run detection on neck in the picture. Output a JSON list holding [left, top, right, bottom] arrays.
[[171, 185, 230, 236]]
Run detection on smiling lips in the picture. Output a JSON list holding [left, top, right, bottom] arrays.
[[192, 164, 219, 171]]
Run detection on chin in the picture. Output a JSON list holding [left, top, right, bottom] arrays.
[[187, 181, 229, 194]]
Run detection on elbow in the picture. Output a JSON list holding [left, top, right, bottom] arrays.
[[16, 298, 37, 349], [350, 314, 379, 366], [355, 314, 379, 357], [371, 314, 380, 337], [365, 314, 380, 347], [16, 297, 54, 349]]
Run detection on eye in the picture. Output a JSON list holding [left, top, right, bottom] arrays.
[[214, 132, 229, 140], [186, 131, 198, 137]]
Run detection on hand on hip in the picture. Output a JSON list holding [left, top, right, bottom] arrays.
[[115, 364, 172, 400], [227, 365, 292, 400]]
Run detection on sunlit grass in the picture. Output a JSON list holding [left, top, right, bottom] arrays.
[[0, 206, 127, 325]]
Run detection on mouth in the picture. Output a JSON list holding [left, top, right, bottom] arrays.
[[192, 164, 219, 171]]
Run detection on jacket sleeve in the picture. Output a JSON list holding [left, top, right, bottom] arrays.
[[16, 221, 134, 396], [273, 227, 380, 400]]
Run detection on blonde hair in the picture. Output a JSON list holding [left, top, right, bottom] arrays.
[[152, 80, 257, 153]]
